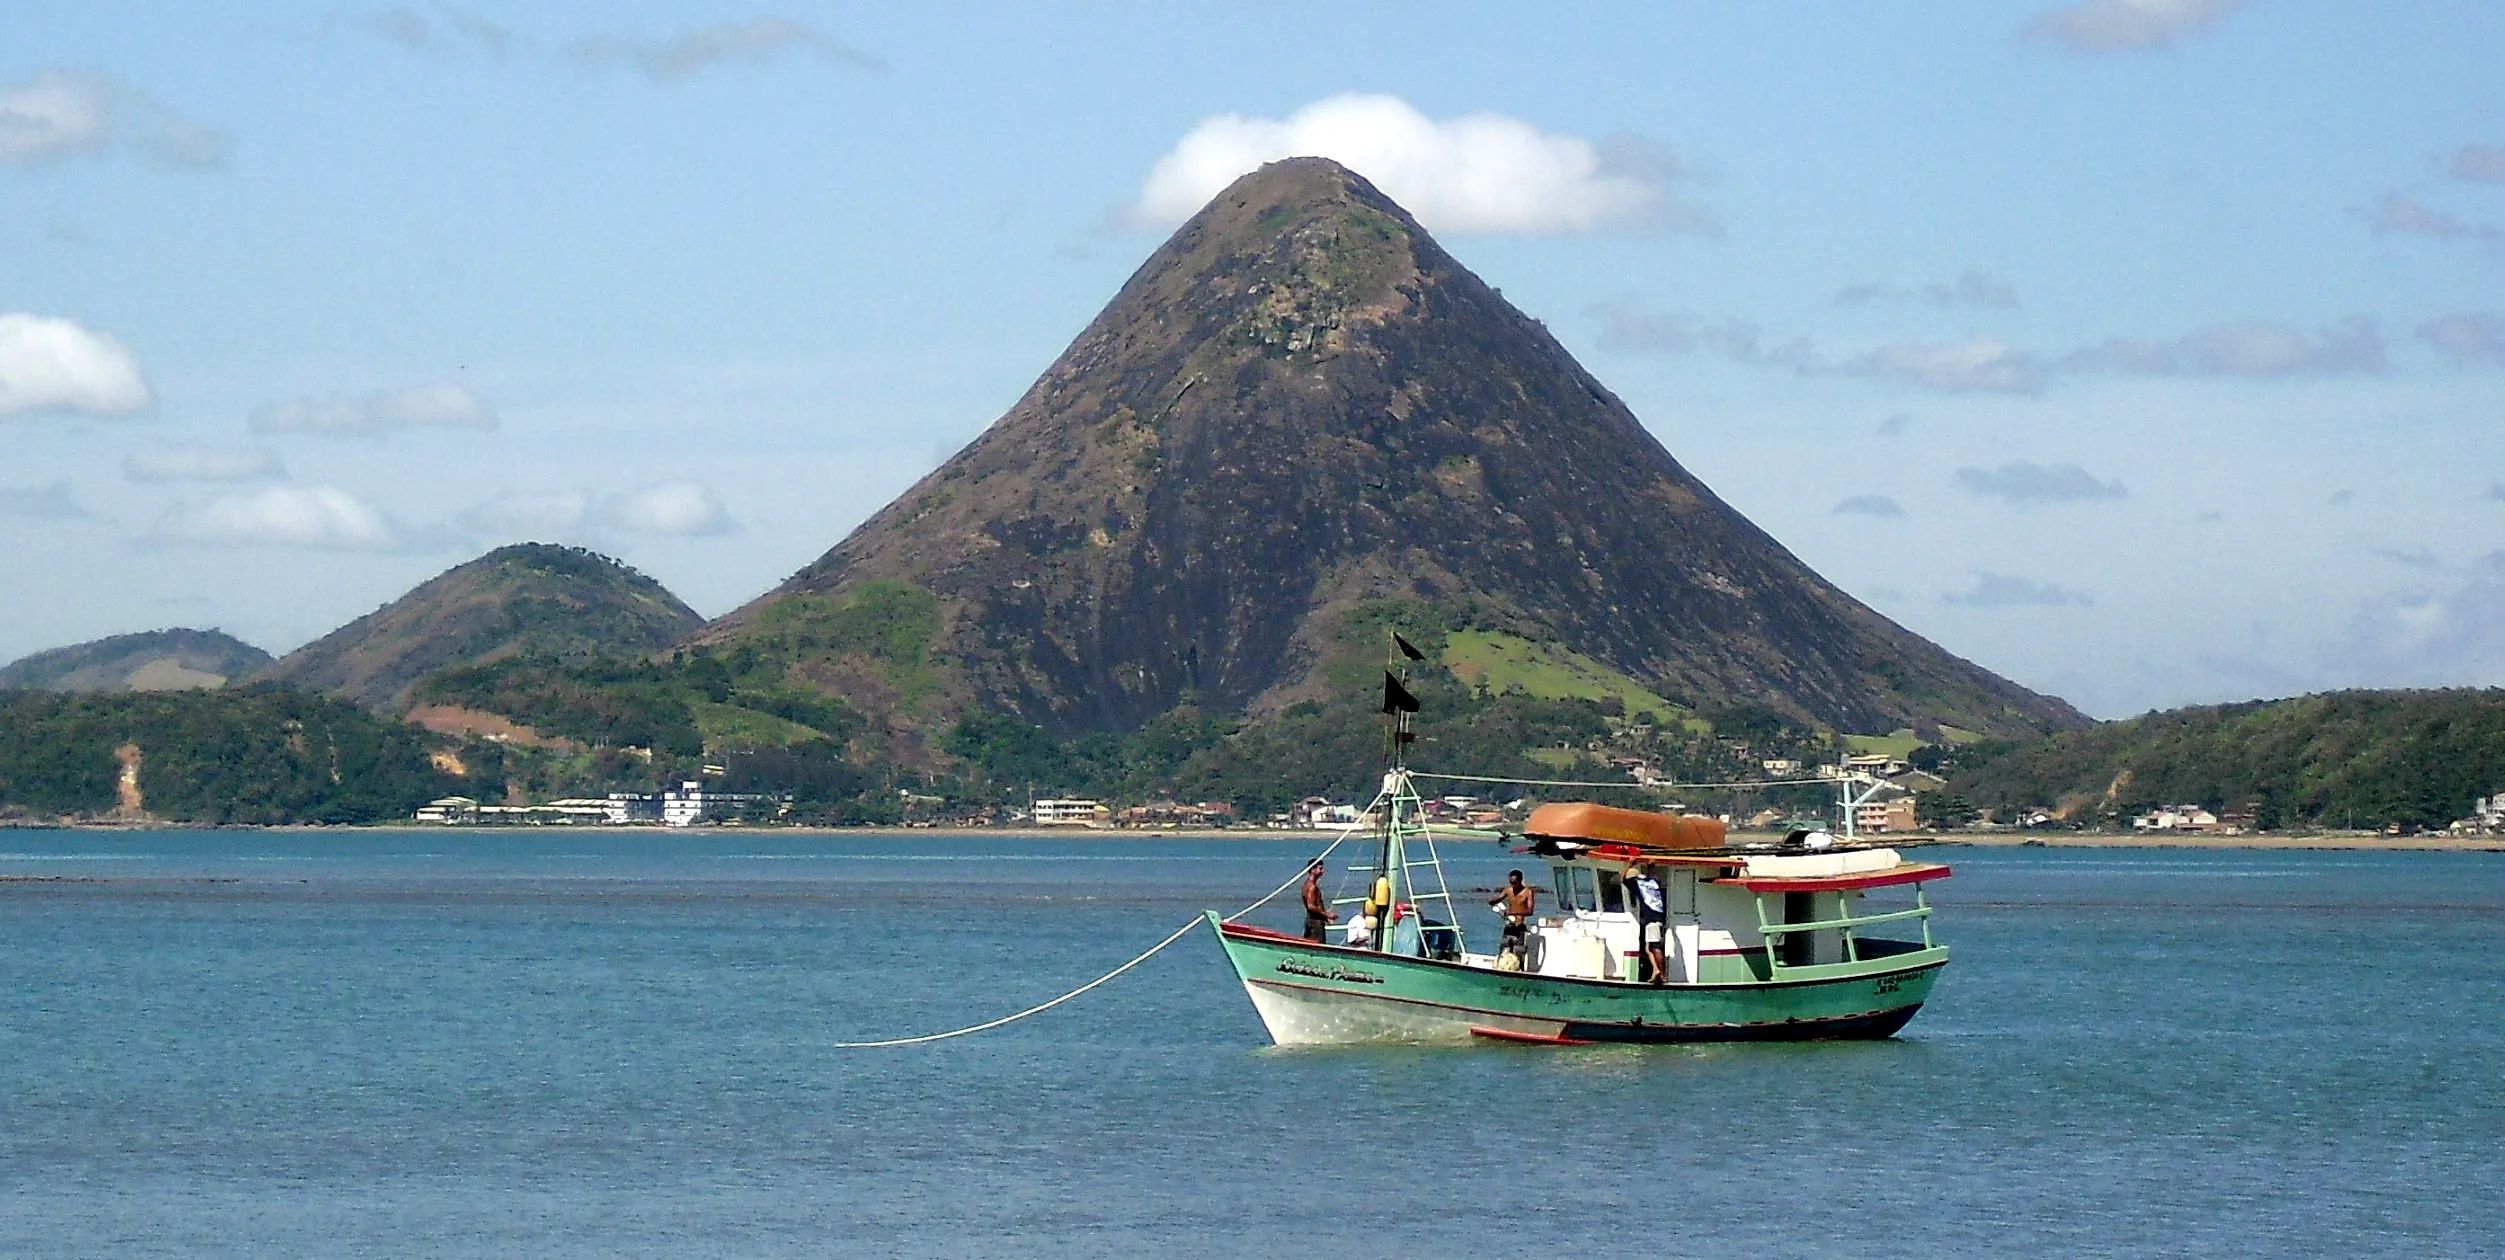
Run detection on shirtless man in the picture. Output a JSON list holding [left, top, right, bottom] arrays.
[[1300, 860, 1331, 942], [1488, 869, 1538, 965]]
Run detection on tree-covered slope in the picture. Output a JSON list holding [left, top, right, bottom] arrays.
[[0, 685, 469, 824], [0, 628, 273, 693], [258, 543, 704, 710], [1949, 689, 2505, 830]]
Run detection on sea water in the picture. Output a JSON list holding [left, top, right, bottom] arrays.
[[1, 831, 2499, 1258]]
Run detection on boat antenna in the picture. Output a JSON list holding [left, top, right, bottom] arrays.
[[1368, 633, 1426, 951]]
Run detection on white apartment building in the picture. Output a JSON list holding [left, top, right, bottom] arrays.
[[1033, 798, 1109, 826]]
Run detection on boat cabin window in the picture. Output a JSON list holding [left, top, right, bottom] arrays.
[[1553, 867, 1573, 911], [1596, 869, 1624, 914], [1570, 866, 1596, 912]]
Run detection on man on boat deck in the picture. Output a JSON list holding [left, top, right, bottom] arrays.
[[1301, 860, 1331, 942], [1627, 865, 1669, 983], [1488, 870, 1537, 966]]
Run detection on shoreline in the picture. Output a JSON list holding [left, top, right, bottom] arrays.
[[5, 820, 2501, 851], [1923, 832, 2505, 853]]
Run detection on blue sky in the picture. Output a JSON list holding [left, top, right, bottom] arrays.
[[4, 1, 2502, 719]]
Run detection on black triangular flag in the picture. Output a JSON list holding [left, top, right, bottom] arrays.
[[1393, 633, 1426, 662], [1382, 671, 1420, 714]]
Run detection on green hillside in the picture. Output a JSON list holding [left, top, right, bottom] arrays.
[[257, 543, 705, 710], [0, 685, 470, 824], [0, 628, 274, 693], [1949, 689, 2505, 831], [1440, 630, 1696, 726]]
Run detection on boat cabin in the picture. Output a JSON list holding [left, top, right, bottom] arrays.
[[1510, 803, 1947, 984]]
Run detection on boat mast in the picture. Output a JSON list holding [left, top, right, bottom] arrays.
[[1373, 636, 1425, 952]]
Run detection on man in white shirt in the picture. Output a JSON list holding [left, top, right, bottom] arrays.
[[1343, 906, 1373, 948], [1626, 865, 1668, 984]]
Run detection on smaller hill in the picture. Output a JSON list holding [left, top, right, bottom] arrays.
[[0, 628, 274, 694], [1949, 688, 2505, 831], [256, 543, 705, 710], [0, 685, 469, 824]]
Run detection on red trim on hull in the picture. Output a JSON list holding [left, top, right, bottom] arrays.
[[1470, 1026, 1589, 1045], [1216, 921, 1310, 944], [1726, 863, 1951, 893], [1218, 918, 1937, 993]]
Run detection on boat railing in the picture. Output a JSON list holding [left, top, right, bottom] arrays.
[[1754, 884, 1935, 972]]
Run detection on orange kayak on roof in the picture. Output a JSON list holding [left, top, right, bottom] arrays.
[[1522, 801, 1727, 851]]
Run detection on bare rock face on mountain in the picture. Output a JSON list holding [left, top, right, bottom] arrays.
[[259, 543, 704, 710], [0, 628, 274, 694], [706, 158, 2086, 739]]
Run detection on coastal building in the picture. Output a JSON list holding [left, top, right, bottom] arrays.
[[604, 792, 663, 824], [1033, 798, 1110, 826], [413, 796, 610, 825], [1853, 797, 1917, 834], [1308, 802, 1362, 828], [2452, 792, 2505, 835], [660, 780, 775, 827], [2132, 805, 2220, 832], [1121, 800, 1237, 827], [415, 796, 478, 824]]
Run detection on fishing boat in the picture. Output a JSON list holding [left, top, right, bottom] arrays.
[[1207, 678, 1951, 1046]]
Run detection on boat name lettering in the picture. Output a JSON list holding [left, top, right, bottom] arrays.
[[1873, 975, 1902, 995], [1275, 960, 1385, 985]]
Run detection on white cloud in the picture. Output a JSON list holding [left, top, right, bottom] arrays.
[[458, 482, 730, 539], [2363, 192, 2502, 243], [2450, 144, 2505, 184], [1943, 572, 2095, 608], [459, 487, 593, 535], [0, 313, 153, 417], [2323, 553, 2505, 687], [1132, 94, 1696, 236], [568, 17, 885, 82], [356, 6, 517, 59], [1845, 338, 2044, 394], [1832, 495, 1906, 519], [122, 444, 284, 483], [2418, 312, 2505, 366], [1590, 306, 1813, 367], [1954, 461, 2128, 505], [249, 381, 498, 437], [0, 69, 228, 169], [2061, 318, 2387, 376], [2022, 0, 2242, 53], [0, 481, 89, 519], [605, 481, 730, 535], [1834, 269, 2020, 310], [151, 485, 403, 549], [1600, 304, 2390, 394]]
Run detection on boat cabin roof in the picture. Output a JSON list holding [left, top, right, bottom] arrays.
[[1534, 841, 1952, 893]]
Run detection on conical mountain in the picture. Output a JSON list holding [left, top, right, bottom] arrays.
[[259, 543, 704, 710], [707, 158, 2084, 738]]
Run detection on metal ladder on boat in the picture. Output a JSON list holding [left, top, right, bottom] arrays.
[[1334, 769, 1466, 957]]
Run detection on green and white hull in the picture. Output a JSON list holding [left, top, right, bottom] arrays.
[[1211, 915, 1945, 1046]]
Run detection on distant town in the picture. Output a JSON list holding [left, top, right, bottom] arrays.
[[411, 756, 2505, 837]]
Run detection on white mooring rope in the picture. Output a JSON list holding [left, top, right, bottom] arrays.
[[831, 832, 1354, 1048]]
